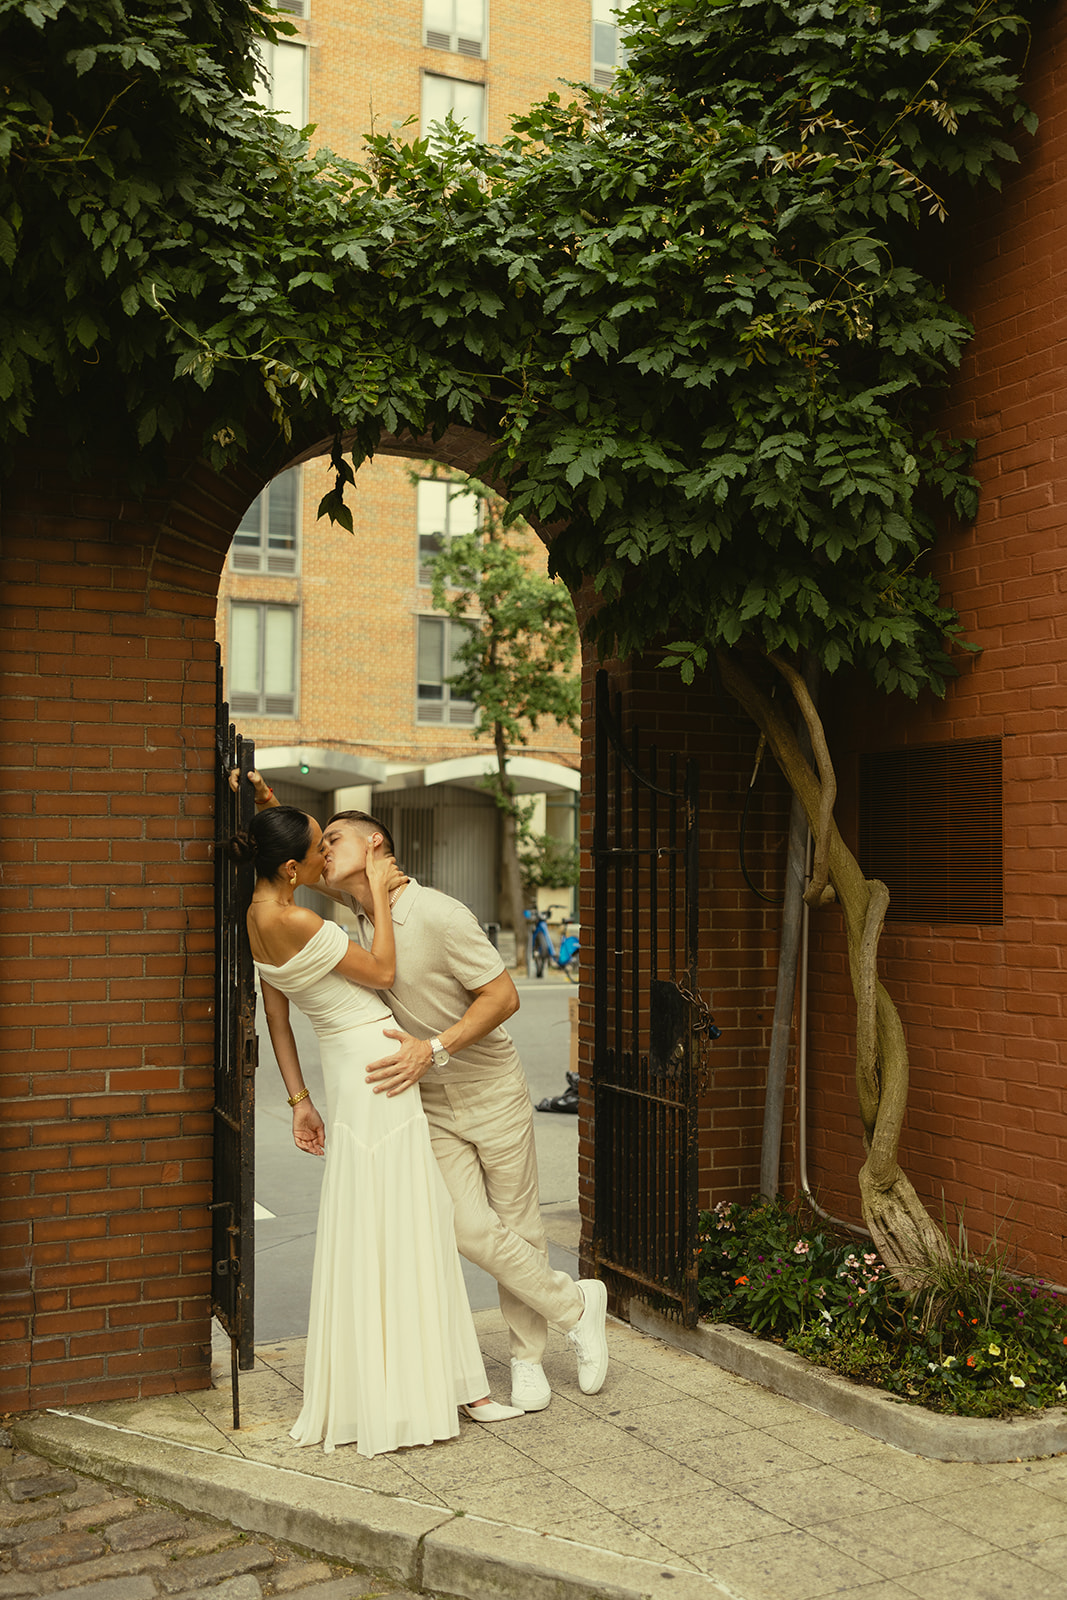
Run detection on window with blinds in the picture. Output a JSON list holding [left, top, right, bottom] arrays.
[[228, 603, 299, 718], [416, 615, 477, 725], [592, 0, 626, 86], [416, 477, 481, 585], [232, 469, 301, 575], [251, 38, 308, 128], [421, 72, 486, 147], [858, 738, 1003, 924], [424, 0, 485, 57]]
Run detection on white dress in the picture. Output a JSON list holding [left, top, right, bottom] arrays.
[[255, 920, 488, 1456]]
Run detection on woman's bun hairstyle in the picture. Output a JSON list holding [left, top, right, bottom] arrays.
[[226, 829, 258, 866], [224, 807, 313, 880]]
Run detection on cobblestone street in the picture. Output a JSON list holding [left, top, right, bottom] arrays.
[[0, 1435, 413, 1600]]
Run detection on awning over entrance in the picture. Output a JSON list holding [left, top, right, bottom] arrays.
[[253, 746, 387, 791], [420, 754, 580, 796]]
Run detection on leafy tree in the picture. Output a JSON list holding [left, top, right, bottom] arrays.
[[3, 0, 1041, 1278], [427, 475, 580, 952]]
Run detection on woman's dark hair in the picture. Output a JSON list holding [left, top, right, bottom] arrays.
[[225, 807, 315, 880]]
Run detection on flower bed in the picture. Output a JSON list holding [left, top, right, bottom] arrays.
[[698, 1199, 1067, 1419]]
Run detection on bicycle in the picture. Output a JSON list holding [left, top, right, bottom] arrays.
[[525, 905, 580, 983]]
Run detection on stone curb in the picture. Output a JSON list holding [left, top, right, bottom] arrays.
[[629, 1302, 1067, 1462], [12, 1412, 735, 1600]]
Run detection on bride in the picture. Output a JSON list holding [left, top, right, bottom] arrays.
[[227, 804, 521, 1455]]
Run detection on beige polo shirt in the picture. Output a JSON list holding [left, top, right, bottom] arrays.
[[343, 879, 521, 1082]]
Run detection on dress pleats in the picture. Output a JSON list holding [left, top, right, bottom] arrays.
[[256, 924, 487, 1456]]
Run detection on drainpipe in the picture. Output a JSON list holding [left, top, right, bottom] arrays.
[[796, 841, 871, 1237], [759, 788, 808, 1200], [759, 658, 818, 1201]]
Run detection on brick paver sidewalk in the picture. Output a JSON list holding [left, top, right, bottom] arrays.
[[0, 1433, 414, 1600]]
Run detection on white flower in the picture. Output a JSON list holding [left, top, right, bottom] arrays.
[[988, 1343, 1001, 1356], [1009, 1375, 1025, 1388], [793, 1240, 810, 1256]]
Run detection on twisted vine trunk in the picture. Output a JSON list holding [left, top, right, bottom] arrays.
[[717, 650, 950, 1287]]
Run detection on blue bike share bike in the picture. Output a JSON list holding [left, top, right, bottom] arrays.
[[525, 904, 580, 983]]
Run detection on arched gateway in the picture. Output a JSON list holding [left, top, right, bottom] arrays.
[[4, 0, 1066, 1420], [0, 419, 739, 1414]]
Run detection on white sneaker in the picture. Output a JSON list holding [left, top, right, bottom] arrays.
[[510, 1358, 551, 1412], [565, 1278, 609, 1394]]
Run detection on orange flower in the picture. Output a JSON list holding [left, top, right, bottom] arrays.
[[966, 1356, 975, 1367], [735, 1276, 749, 1286]]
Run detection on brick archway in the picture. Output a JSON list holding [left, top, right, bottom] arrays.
[[0, 418, 585, 1413]]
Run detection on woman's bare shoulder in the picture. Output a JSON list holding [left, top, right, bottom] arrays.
[[248, 905, 325, 965]]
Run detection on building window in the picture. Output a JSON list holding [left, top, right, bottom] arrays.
[[417, 615, 477, 725], [424, 0, 485, 58], [253, 39, 309, 128], [858, 738, 1003, 924], [274, 0, 307, 12], [228, 603, 299, 717], [592, 0, 625, 87], [232, 468, 301, 575], [416, 477, 480, 585], [421, 73, 486, 146]]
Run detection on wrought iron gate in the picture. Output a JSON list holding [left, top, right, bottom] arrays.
[[591, 671, 718, 1324], [211, 646, 258, 1421]]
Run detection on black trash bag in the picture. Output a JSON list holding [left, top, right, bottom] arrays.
[[536, 1071, 579, 1114]]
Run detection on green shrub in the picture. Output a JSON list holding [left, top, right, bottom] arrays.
[[698, 1198, 1067, 1418]]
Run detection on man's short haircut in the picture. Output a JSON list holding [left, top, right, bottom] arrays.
[[325, 809, 397, 859]]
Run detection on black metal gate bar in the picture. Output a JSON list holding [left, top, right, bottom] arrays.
[[211, 646, 258, 1427], [591, 671, 708, 1324]]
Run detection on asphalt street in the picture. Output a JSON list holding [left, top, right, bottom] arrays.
[[251, 969, 579, 1342]]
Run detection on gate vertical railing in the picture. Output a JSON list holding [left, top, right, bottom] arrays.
[[211, 645, 258, 1426], [591, 670, 718, 1324]]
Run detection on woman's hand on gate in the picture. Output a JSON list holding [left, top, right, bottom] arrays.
[[228, 767, 277, 808], [293, 1098, 325, 1156]]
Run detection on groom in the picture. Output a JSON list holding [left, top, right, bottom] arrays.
[[246, 778, 609, 1410]]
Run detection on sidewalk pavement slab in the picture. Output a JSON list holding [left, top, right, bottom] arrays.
[[11, 1308, 1067, 1600], [630, 1303, 1067, 1464]]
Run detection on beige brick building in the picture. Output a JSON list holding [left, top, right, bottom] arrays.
[[216, 1, 624, 928]]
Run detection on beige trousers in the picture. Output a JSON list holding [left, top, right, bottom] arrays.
[[419, 1068, 584, 1363]]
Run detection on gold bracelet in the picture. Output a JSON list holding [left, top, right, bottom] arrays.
[[287, 1087, 310, 1107]]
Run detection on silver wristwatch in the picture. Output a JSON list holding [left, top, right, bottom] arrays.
[[428, 1036, 450, 1069]]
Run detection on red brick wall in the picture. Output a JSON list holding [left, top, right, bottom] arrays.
[[0, 447, 261, 1411], [801, 8, 1067, 1280]]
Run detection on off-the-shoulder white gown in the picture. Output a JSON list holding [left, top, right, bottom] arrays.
[[255, 920, 488, 1456]]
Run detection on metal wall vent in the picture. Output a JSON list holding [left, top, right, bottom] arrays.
[[858, 737, 1003, 925]]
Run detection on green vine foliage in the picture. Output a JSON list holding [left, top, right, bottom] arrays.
[[2, 0, 1040, 697]]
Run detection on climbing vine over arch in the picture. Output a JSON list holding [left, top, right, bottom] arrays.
[[2, 0, 1040, 1277]]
